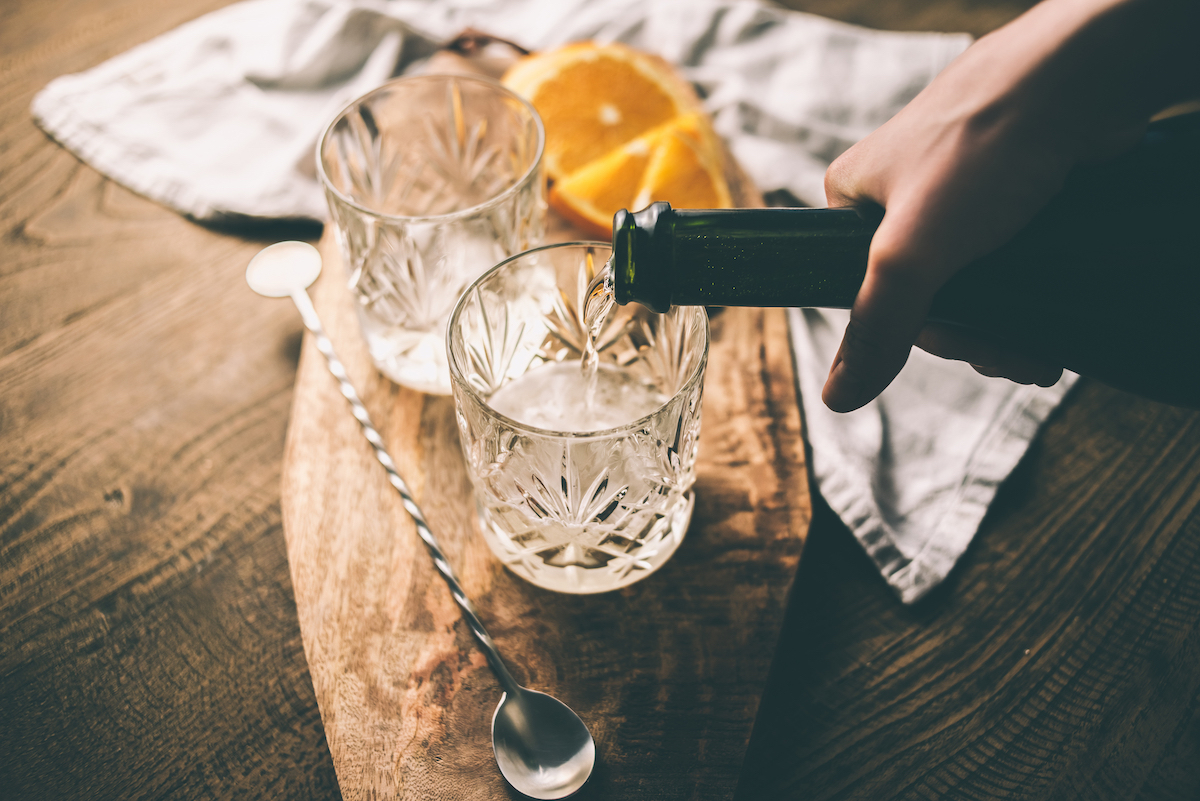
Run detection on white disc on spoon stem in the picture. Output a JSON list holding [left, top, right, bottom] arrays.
[[246, 241, 322, 297]]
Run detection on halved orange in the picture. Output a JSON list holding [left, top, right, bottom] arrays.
[[551, 113, 732, 236], [503, 42, 732, 236]]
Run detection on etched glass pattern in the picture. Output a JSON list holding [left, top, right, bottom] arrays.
[[449, 243, 708, 593], [318, 75, 545, 394]]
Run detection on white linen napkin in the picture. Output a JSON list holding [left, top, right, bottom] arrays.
[[32, 0, 1077, 603]]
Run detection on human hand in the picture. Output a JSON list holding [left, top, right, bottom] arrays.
[[820, 0, 1197, 412]]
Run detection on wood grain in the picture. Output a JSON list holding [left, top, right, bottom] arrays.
[[0, 1, 337, 799], [280, 203, 810, 797], [5, 0, 1200, 800], [739, 385, 1200, 800]]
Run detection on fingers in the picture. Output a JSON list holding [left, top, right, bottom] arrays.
[[823, 144, 922, 412], [821, 267, 933, 412], [916, 322, 1063, 386], [821, 253, 1063, 411], [821, 213, 939, 413]]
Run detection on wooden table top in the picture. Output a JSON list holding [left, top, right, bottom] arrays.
[[3, 1, 1198, 800]]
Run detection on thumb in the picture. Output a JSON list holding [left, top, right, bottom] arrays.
[[821, 218, 938, 412]]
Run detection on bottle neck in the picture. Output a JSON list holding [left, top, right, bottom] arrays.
[[612, 202, 879, 311]]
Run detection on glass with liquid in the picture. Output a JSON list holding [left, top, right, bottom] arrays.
[[317, 74, 545, 394], [447, 242, 708, 593]]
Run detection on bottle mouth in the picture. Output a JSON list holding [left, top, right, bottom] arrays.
[[611, 202, 674, 313]]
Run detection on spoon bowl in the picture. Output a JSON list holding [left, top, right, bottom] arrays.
[[494, 687, 596, 799], [247, 242, 596, 799]]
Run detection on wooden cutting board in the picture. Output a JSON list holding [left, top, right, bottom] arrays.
[[280, 53, 811, 801]]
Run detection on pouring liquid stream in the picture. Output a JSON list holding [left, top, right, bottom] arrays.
[[581, 260, 616, 409]]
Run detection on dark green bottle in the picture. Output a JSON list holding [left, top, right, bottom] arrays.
[[611, 112, 1200, 409]]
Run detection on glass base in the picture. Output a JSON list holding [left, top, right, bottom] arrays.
[[476, 491, 694, 594], [358, 312, 452, 395]]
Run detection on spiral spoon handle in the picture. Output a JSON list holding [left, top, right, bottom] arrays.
[[246, 242, 594, 799], [288, 287, 521, 695]]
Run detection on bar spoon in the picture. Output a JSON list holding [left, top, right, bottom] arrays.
[[246, 241, 595, 799]]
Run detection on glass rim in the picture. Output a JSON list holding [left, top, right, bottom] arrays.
[[315, 73, 546, 224], [447, 241, 711, 440]]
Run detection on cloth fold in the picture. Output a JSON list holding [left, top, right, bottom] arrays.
[[32, 0, 1076, 603], [791, 309, 1075, 603]]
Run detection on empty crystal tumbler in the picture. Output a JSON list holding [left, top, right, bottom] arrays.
[[317, 74, 545, 394], [448, 242, 709, 593]]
